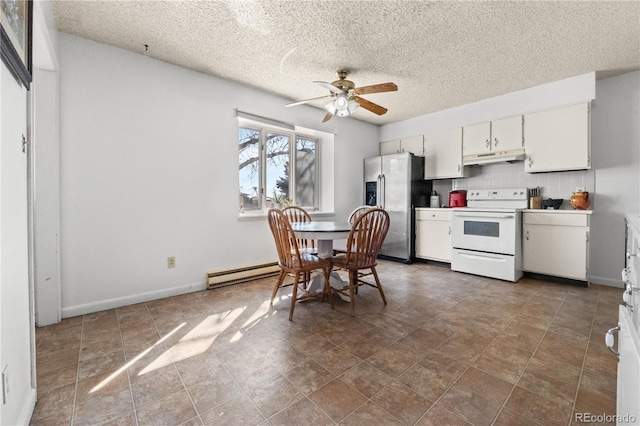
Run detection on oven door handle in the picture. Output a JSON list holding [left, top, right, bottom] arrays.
[[453, 213, 515, 219], [457, 252, 507, 262]]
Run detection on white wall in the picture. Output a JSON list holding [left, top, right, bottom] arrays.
[[590, 71, 640, 286], [58, 34, 379, 317], [380, 72, 595, 140]]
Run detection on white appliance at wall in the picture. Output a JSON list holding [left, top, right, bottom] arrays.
[[606, 214, 640, 422], [364, 152, 431, 262], [451, 188, 528, 282]]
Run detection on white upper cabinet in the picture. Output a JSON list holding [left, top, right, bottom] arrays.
[[380, 139, 401, 156], [524, 102, 590, 173], [492, 115, 524, 152], [463, 122, 491, 156], [400, 135, 424, 156], [380, 135, 424, 156], [463, 116, 523, 157], [424, 127, 463, 179]]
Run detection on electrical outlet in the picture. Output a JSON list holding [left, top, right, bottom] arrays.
[[167, 257, 176, 268], [2, 364, 8, 405]]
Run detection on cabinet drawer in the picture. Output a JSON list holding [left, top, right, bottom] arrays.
[[416, 209, 452, 222], [524, 213, 588, 227]]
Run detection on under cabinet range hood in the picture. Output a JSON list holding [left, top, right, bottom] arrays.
[[463, 148, 526, 166]]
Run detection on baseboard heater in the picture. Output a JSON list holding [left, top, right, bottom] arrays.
[[207, 262, 280, 289]]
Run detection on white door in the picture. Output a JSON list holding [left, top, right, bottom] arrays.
[[1, 65, 32, 424], [462, 122, 490, 156], [380, 139, 400, 156], [616, 305, 640, 425], [424, 127, 463, 179], [523, 224, 588, 280], [524, 102, 590, 173], [491, 115, 523, 152], [452, 210, 518, 255], [416, 219, 452, 262], [400, 135, 424, 156]]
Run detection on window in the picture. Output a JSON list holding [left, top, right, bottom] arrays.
[[238, 126, 318, 212]]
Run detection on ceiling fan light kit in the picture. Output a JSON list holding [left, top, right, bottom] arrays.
[[325, 94, 359, 117], [287, 70, 397, 122]]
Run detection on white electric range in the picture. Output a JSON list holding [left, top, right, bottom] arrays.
[[451, 188, 528, 282]]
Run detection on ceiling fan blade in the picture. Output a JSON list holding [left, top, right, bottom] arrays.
[[355, 82, 398, 95], [322, 112, 333, 123], [355, 97, 388, 115], [314, 81, 344, 95], [286, 95, 333, 107]]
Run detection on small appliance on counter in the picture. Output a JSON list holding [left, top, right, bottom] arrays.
[[448, 190, 467, 207]]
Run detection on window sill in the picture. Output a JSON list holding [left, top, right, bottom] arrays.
[[238, 210, 336, 222]]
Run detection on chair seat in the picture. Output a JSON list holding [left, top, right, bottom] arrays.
[[332, 254, 376, 270], [285, 253, 331, 270]]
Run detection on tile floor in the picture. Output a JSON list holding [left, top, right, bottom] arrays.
[[31, 261, 621, 426]]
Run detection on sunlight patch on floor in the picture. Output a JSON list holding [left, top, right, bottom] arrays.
[[90, 322, 186, 393], [141, 307, 246, 374]]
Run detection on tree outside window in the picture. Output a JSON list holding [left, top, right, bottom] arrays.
[[238, 127, 318, 212]]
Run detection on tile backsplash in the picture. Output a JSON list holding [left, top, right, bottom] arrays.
[[432, 162, 595, 209]]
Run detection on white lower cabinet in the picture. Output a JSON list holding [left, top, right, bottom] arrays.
[[415, 209, 452, 262], [523, 211, 591, 281]]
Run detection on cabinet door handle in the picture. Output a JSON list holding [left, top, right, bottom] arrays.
[[525, 230, 529, 240], [485, 139, 490, 148], [448, 226, 451, 235], [493, 137, 498, 147], [457, 164, 461, 173], [528, 158, 533, 168]]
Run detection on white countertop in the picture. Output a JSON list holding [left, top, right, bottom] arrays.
[[523, 209, 593, 214], [415, 207, 451, 211]]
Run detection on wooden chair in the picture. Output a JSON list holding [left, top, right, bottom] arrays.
[[282, 206, 315, 253], [348, 205, 372, 224], [267, 209, 332, 320], [333, 205, 372, 255], [331, 208, 390, 316]]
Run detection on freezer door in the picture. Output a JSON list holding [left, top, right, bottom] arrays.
[[381, 153, 412, 261]]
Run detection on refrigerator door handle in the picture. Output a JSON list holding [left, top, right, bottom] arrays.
[[376, 174, 382, 208], [381, 174, 386, 208]]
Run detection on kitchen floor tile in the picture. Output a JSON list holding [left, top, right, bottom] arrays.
[[371, 381, 433, 425], [308, 378, 367, 422], [437, 383, 503, 426], [340, 361, 393, 398], [29, 262, 622, 426]]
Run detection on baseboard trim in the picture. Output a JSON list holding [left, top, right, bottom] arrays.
[[588, 275, 624, 288], [61, 280, 207, 318], [18, 387, 37, 426]]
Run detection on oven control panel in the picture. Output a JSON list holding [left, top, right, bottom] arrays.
[[466, 188, 528, 201]]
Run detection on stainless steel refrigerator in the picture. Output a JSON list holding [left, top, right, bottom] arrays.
[[364, 152, 432, 262]]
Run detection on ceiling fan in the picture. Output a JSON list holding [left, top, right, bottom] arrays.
[[286, 70, 398, 122]]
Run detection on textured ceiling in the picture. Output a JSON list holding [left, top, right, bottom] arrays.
[[52, 0, 640, 125]]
